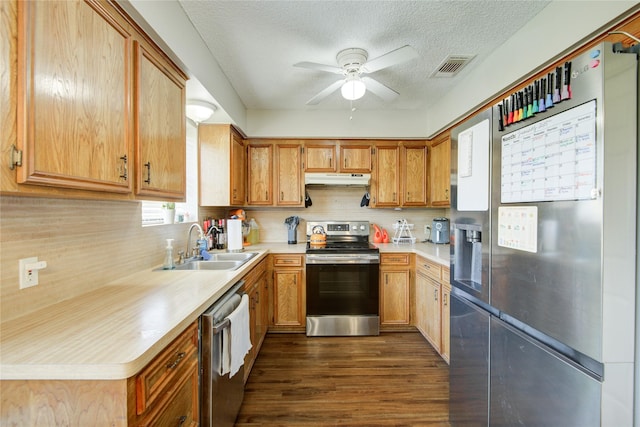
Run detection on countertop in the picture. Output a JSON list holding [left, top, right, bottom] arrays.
[[0, 242, 449, 381]]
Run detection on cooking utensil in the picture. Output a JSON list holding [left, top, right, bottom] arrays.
[[285, 216, 300, 244]]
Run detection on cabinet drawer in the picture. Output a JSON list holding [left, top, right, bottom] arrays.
[[416, 256, 442, 281], [272, 254, 304, 267], [138, 362, 199, 427], [136, 322, 198, 415], [380, 253, 411, 265]]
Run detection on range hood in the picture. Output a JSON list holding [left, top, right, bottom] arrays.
[[304, 173, 371, 186]]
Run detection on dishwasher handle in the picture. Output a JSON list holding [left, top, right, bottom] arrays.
[[211, 317, 230, 335]]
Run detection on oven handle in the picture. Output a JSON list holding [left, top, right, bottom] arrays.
[[306, 255, 380, 264]]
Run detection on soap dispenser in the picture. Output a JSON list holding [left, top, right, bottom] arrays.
[[163, 239, 176, 270]]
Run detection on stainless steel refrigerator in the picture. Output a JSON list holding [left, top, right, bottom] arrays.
[[450, 42, 638, 426]]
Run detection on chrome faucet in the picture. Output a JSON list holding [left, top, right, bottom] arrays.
[[186, 223, 205, 259]]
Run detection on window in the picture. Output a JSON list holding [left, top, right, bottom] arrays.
[[141, 120, 198, 226]]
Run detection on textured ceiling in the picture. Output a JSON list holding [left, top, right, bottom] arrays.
[[179, 1, 550, 112]]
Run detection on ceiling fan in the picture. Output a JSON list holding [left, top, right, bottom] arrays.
[[294, 45, 419, 105]]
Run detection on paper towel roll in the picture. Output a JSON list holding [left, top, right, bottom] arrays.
[[227, 219, 244, 252]]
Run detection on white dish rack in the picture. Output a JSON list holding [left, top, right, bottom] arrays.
[[392, 219, 416, 245]]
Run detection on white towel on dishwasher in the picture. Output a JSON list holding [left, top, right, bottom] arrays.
[[222, 293, 252, 378]]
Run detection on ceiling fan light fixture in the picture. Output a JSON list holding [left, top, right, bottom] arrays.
[[186, 100, 216, 123], [341, 75, 366, 101]]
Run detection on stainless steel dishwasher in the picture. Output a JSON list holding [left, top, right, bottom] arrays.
[[200, 280, 246, 427]]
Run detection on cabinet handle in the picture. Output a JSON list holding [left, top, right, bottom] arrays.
[[444, 293, 448, 306], [385, 274, 388, 285], [166, 351, 186, 369], [177, 415, 187, 426], [329, 157, 332, 167], [119, 155, 128, 180], [445, 188, 449, 199], [406, 192, 410, 201], [256, 290, 260, 304], [434, 289, 438, 301], [265, 191, 268, 200], [293, 275, 297, 285], [144, 162, 151, 184], [281, 191, 284, 201], [393, 192, 396, 202]]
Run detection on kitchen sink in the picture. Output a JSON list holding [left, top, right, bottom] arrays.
[[156, 252, 259, 271], [175, 260, 244, 270]]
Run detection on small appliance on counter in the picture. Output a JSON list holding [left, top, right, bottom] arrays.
[[430, 217, 450, 244], [284, 216, 300, 244]]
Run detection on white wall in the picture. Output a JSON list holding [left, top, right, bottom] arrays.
[[121, 0, 639, 139]]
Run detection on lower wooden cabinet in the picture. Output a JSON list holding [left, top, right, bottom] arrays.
[[379, 253, 412, 329], [133, 322, 199, 426], [415, 255, 450, 362], [269, 254, 305, 332], [242, 258, 268, 382]]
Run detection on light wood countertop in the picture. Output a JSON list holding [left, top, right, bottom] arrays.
[[0, 241, 448, 381]]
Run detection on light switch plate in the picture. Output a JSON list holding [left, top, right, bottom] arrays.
[[19, 257, 39, 289]]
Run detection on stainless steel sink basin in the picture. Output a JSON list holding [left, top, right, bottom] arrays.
[[156, 252, 259, 271], [175, 260, 244, 270]]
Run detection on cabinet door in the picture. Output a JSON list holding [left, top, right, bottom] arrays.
[[275, 144, 303, 206], [272, 269, 304, 327], [415, 271, 429, 337], [424, 275, 442, 353], [231, 131, 246, 205], [247, 144, 273, 205], [402, 145, 428, 206], [305, 144, 336, 172], [441, 282, 451, 363], [340, 144, 371, 172], [17, 0, 132, 193], [430, 135, 451, 207], [135, 42, 186, 199], [380, 269, 410, 326], [372, 145, 399, 207]]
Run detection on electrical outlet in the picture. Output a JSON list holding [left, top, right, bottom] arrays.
[[424, 225, 430, 235], [19, 257, 46, 289]]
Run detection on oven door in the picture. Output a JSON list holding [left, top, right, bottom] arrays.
[[306, 261, 379, 316]]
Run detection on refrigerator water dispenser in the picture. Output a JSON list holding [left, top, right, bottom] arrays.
[[453, 223, 483, 291]]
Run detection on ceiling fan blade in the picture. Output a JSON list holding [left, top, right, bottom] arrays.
[[294, 61, 343, 74], [306, 80, 345, 105], [362, 77, 399, 102], [362, 45, 419, 73]]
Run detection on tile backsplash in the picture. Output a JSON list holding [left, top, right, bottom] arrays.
[[0, 191, 447, 321]]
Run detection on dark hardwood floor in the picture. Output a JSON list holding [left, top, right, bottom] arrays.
[[236, 332, 450, 427]]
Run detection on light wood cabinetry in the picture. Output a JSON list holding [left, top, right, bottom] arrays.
[[247, 140, 303, 207], [14, 0, 132, 194], [441, 267, 451, 363], [247, 143, 273, 205], [304, 142, 336, 172], [10, 0, 186, 200], [199, 124, 246, 206], [379, 253, 412, 329], [133, 322, 198, 426], [372, 144, 400, 207], [303, 141, 372, 173], [429, 133, 451, 207], [134, 42, 186, 200], [275, 143, 304, 206], [242, 258, 268, 382], [415, 256, 450, 360], [402, 143, 428, 206], [269, 254, 305, 332], [371, 142, 428, 208]]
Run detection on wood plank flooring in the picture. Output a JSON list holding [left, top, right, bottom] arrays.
[[236, 332, 450, 427]]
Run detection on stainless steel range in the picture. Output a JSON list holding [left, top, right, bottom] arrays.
[[305, 220, 380, 336]]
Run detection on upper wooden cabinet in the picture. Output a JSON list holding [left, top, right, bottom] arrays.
[[199, 124, 246, 206], [371, 142, 428, 208], [134, 42, 186, 200], [15, 0, 132, 194], [304, 141, 372, 173], [246, 140, 303, 207], [11, 0, 187, 199], [247, 143, 273, 205], [429, 133, 451, 207]]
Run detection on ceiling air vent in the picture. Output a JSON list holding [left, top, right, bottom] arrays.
[[430, 55, 475, 78]]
